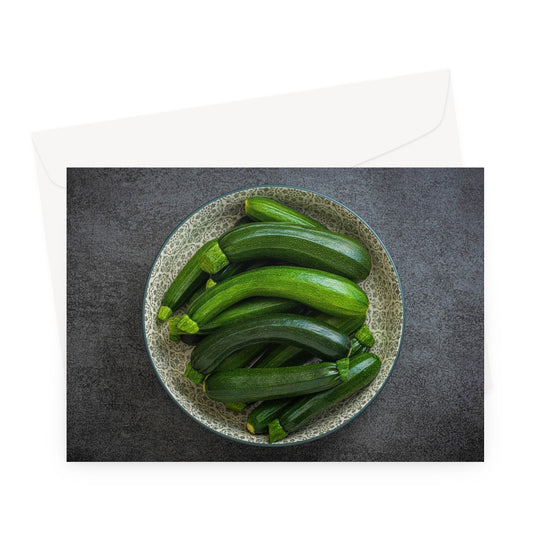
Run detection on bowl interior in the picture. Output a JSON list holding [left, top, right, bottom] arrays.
[[143, 186, 404, 445]]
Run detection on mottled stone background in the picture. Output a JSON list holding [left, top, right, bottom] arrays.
[[67, 168, 483, 461]]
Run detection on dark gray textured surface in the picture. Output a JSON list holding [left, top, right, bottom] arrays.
[[67, 168, 484, 461]]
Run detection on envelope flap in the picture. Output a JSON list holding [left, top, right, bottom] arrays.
[[33, 70, 450, 187]]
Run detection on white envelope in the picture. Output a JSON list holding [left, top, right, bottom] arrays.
[[32, 69, 461, 359]]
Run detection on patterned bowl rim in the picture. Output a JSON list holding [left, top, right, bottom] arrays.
[[142, 184, 405, 447]]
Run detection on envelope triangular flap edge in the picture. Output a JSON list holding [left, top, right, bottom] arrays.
[[32, 70, 451, 187]]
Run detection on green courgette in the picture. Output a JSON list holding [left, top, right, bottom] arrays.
[[159, 216, 253, 321], [210, 262, 243, 283], [209, 258, 273, 284], [253, 314, 368, 369], [228, 313, 364, 414], [217, 343, 271, 413], [215, 343, 269, 372], [244, 197, 327, 229], [203, 357, 351, 404], [169, 297, 304, 336], [245, 323, 375, 426], [350, 324, 375, 353], [184, 313, 353, 383], [268, 352, 382, 443], [246, 398, 295, 435], [173, 266, 369, 334], [187, 284, 209, 307], [221, 309, 361, 415], [245, 323, 375, 423], [157, 239, 215, 321], [199, 222, 371, 282]]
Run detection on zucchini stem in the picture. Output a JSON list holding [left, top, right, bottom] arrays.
[[353, 324, 375, 348], [336, 357, 350, 380], [205, 278, 217, 289], [184, 363, 205, 384], [268, 419, 288, 443], [168, 316, 185, 335], [199, 241, 230, 274], [225, 402, 247, 413], [173, 314, 200, 334], [157, 305, 173, 321]]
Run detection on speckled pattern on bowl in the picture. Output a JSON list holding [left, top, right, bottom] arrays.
[[143, 186, 404, 446]]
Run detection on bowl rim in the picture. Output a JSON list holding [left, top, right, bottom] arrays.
[[142, 183, 405, 447]]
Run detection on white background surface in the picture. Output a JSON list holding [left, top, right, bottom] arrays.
[[1, 1, 531, 532]]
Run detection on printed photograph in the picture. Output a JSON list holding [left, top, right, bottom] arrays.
[[67, 168, 483, 461]]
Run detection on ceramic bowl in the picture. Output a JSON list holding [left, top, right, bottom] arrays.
[[143, 185, 404, 446]]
